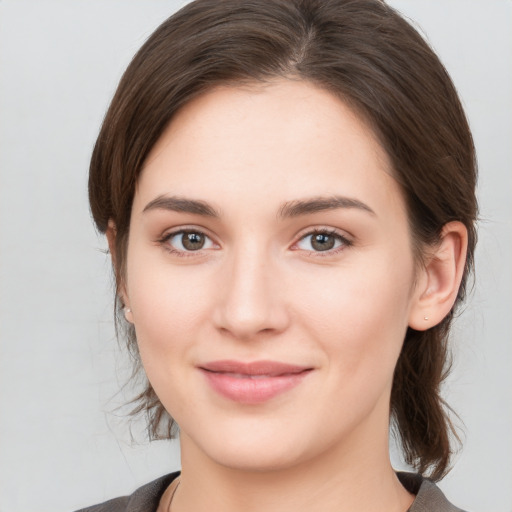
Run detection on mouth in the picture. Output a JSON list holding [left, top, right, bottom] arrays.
[[198, 360, 313, 404]]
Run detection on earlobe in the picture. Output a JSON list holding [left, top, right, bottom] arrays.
[[123, 306, 134, 323], [408, 221, 468, 330], [106, 220, 133, 324]]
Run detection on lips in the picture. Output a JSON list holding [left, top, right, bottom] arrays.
[[198, 360, 313, 404]]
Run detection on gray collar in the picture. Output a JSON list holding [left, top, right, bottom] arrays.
[[76, 471, 465, 512]]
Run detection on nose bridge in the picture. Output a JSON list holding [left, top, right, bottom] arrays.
[[214, 239, 288, 338]]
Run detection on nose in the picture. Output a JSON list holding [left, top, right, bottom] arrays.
[[212, 244, 290, 340]]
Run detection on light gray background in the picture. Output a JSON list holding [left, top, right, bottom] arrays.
[[0, 1, 511, 511]]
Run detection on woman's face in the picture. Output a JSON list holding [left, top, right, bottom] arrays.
[[123, 80, 424, 471]]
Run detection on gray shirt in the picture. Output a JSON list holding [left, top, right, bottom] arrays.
[[75, 471, 465, 512]]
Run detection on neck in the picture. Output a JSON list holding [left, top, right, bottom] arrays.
[[172, 426, 414, 512]]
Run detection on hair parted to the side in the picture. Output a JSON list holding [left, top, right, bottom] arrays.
[[89, 0, 477, 481]]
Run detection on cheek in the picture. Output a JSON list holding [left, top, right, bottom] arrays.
[[296, 256, 414, 379], [124, 250, 213, 362], [124, 259, 214, 418]]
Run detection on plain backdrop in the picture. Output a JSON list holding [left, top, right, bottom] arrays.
[[0, 1, 511, 511]]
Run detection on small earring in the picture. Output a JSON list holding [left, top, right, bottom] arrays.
[[124, 307, 132, 320], [125, 307, 131, 313], [424, 316, 429, 321]]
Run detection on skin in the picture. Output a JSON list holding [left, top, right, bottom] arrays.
[[111, 80, 467, 512]]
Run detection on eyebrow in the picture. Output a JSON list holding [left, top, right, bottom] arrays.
[[142, 194, 375, 219], [278, 196, 375, 218], [143, 195, 221, 217]]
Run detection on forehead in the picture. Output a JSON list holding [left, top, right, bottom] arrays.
[[136, 79, 403, 219]]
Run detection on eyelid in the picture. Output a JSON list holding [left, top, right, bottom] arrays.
[[157, 226, 220, 255], [158, 224, 217, 241], [293, 223, 354, 239], [290, 226, 353, 254]]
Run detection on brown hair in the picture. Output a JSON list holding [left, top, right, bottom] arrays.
[[89, 0, 477, 480]]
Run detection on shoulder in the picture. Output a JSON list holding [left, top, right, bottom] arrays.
[[397, 472, 467, 512], [74, 472, 180, 512]]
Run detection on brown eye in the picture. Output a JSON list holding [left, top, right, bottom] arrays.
[[311, 233, 336, 251], [164, 230, 215, 253], [182, 232, 205, 250], [296, 230, 350, 253]]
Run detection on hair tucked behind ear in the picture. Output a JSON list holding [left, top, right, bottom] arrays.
[[89, 0, 477, 479]]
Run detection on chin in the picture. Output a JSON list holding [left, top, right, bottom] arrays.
[[210, 442, 306, 473], [180, 415, 314, 472]]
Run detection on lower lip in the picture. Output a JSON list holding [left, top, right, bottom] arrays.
[[200, 369, 311, 404]]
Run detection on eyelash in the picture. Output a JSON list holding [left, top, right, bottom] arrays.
[[157, 229, 216, 257], [157, 228, 352, 257], [293, 229, 353, 257]]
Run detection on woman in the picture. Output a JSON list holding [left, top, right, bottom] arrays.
[[80, 0, 477, 510]]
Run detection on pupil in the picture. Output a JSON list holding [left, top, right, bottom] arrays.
[[312, 233, 335, 251], [182, 232, 204, 250]]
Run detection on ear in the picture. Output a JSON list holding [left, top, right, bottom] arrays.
[[106, 220, 134, 324], [408, 221, 468, 330]]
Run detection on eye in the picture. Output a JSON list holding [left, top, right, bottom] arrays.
[[162, 230, 216, 253], [295, 230, 350, 253]]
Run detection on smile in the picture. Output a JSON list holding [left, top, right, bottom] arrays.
[[199, 360, 313, 404]]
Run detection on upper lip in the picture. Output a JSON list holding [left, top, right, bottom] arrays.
[[199, 360, 312, 376]]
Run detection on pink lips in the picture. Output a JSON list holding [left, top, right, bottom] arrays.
[[199, 360, 312, 404]]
